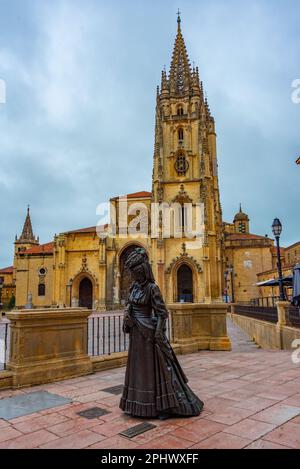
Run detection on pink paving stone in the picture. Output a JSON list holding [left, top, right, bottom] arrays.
[[0, 426, 23, 443], [91, 418, 139, 438], [138, 435, 193, 449], [0, 429, 59, 449], [46, 416, 104, 437], [291, 415, 300, 424], [245, 439, 291, 449], [257, 387, 297, 401], [12, 413, 69, 434], [94, 407, 123, 422], [232, 396, 277, 412], [205, 397, 240, 412], [223, 418, 276, 440], [172, 419, 226, 442], [38, 403, 74, 416], [222, 388, 257, 401], [0, 419, 11, 428], [88, 435, 139, 450], [262, 422, 300, 449], [252, 404, 300, 425], [57, 402, 101, 419], [132, 424, 178, 445], [53, 385, 105, 398], [9, 412, 42, 425], [204, 406, 255, 425], [191, 432, 251, 449], [75, 391, 114, 403], [39, 429, 104, 449], [282, 393, 300, 407]]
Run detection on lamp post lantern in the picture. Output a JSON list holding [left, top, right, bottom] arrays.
[[272, 218, 286, 301]]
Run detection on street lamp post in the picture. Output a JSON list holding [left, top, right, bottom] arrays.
[[272, 218, 286, 301], [224, 271, 229, 303], [0, 279, 3, 311], [226, 266, 235, 303]]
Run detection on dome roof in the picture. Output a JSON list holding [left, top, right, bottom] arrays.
[[234, 204, 249, 222]]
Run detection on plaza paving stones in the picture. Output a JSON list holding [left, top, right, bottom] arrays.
[[0, 319, 300, 449], [0, 391, 71, 420]]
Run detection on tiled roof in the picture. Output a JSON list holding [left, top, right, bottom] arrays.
[[24, 242, 54, 255], [225, 233, 272, 241], [0, 266, 13, 274], [65, 224, 108, 235], [66, 226, 97, 234], [271, 246, 285, 255], [112, 191, 152, 200]]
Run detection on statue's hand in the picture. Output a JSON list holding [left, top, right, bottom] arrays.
[[123, 308, 133, 333], [155, 328, 165, 344]]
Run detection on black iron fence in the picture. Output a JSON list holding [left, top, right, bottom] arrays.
[[234, 305, 278, 323], [0, 320, 10, 371], [250, 297, 281, 307], [88, 313, 174, 357], [289, 306, 300, 329]]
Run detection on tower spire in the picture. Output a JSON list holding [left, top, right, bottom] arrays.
[[20, 205, 35, 241], [169, 11, 192, 96], [15, 205, 39, 248]]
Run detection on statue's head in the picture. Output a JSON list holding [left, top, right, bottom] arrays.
[[125, 247, 155, 284]]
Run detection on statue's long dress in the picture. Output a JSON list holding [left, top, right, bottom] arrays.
[[120, 281, 203, 418]]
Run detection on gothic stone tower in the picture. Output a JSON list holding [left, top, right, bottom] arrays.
[[151, 15, 223, 304], [14, 206, 39, 254]]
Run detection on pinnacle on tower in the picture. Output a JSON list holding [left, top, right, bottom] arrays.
[[16, 205, 39, 245]]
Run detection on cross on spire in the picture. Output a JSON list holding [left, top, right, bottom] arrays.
[[177, 9, 181, 21]]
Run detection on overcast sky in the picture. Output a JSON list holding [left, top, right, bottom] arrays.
[[0, 0, 299, 267]]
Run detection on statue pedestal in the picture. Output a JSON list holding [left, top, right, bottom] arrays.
[[168, 303, 231, 354], [6, 308, 92, 388]]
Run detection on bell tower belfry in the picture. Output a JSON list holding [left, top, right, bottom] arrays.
[[151, 14, 223, 304]]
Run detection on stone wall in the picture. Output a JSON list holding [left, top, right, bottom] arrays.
[[230, 313, 300, 350]]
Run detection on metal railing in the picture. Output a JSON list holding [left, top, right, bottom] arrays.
[[289, 306, 300, 329], [250, 297, 281, 307], [88, 313, 174, 357], [234, 305, 278, 323], [0, 320, 10, 371]]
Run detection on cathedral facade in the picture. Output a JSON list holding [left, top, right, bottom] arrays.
[[7, 17, 282, 311], [12, 17, 223, 311]]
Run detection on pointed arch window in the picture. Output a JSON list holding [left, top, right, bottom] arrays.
[[177, 106, 184, 116], [178, 128, 184, 143], [38, 283, 46, 297]]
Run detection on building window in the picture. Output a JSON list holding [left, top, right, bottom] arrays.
[[238, 222, 246, 233], [177, 106, 184, 116], [178, 128, 184, 142], [38, 284, 46, 296]]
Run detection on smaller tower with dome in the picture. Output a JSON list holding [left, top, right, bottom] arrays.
[[233, 204, 249, 234]]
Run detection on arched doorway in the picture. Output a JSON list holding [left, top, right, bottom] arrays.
[[119, 245, 147, 304], [79, 277, 93, 309], [177, 264, 193, 303]]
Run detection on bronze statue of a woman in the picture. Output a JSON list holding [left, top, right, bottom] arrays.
[[119, 247, 203, 419]]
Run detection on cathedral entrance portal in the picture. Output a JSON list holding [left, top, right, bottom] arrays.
[[119, 245, 147, 304], [79, 277, 93, 309], [177, 264, 193, 303]]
